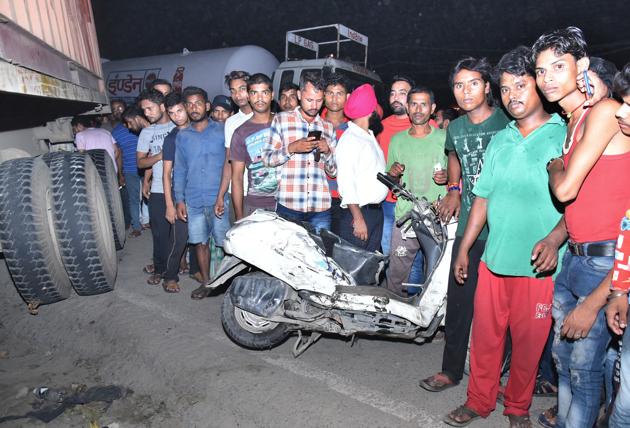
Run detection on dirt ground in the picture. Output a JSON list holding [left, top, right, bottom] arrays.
[[0, 231, 555, 427]]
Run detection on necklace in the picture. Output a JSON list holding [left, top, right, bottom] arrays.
[[563, 108, 588, 154], [563, 101, 585, 119]]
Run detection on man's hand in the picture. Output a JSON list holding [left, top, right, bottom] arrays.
[[606, 295, 629, 335], [142, 180, 151, 199], [453, 250, 469, 284], [214, 196, 225, 218], [118, 174, 126, 188], [438, 191, 461, 223], [353, 217, 368, 241], [315, 138, 331, 154], [288, 136, 318, 154], [388, 162, 405, 178], [433, 169, 447, 185], [165, 205, 177, 224], [531, 238, 560, 273], [561, 303, 598, 340], [176, 202, 187, 222]]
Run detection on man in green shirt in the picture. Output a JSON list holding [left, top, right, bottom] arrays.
[[421, 57, 509, 395], [444, 46, 566, 427], [384, 86, 447, 295]]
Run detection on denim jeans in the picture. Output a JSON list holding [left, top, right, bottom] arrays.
[[123, 172, 142, 231], [187, 197, 231, 246], [552, 247, 614, 428], [609, 299, 630, 427], [276, 204, 331, 234], [381, 201, 395, 255]]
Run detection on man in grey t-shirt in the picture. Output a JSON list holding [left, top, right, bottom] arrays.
[[137, 89, 176, 285]]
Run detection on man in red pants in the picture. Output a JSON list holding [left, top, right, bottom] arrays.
[[444, 46, 567, 427]]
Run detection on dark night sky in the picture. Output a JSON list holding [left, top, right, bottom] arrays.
[[93, 0, 630, 106]]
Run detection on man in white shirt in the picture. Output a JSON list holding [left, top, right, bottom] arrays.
[[217, 71, 253, 220], [335, 84, 388, 251]]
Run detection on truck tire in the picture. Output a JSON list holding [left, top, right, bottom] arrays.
[[42, 152, 117, 295], [0, 157, 72, 305], [87, 149, 125, 250], [221, 284, 290, 350]]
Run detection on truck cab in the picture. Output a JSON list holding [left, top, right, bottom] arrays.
[[272, 24, 384, 102]]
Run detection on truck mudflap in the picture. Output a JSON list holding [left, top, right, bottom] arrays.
[[229, 272, 289, 318]]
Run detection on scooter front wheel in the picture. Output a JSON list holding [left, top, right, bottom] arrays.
[[221, 288, 290, 350]]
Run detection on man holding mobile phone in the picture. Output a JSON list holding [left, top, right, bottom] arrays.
[[262, 72, 336, 233]]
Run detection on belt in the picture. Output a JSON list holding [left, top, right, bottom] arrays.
[[363, 203, 382, 210], [568, 241, 616, 257]]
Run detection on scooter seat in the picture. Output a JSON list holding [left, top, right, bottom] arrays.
[[317, 229, 387, 286]]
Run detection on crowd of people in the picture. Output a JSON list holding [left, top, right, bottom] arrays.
[[70, 25, 630, 428]]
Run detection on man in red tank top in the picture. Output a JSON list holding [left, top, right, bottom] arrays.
[[534, 27, 630, 428]]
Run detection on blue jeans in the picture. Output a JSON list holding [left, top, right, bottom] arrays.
[[407, 251, 425, 284], [610, 300, 630, 427], [552, 247, 614, 428], [381, 201, 395, 255], [187, 198, 231, 246], [123, 172, 142, 231], [276, 204, 331, 234]]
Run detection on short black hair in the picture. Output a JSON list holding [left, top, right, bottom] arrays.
[[440, 108, 459, 122], [164, 92, 184, 109], [449, 56, 495, 106], [614, 62, 630, 98], [224, 70, 250, 88], [150, 78, 172, 90], [324, 72, 349, 92], [494, 46, 535, 84], [391, 74, 415, 89], [111, 99, 126, 108], [182, 86, 208, 103], [121, 105, 144, 121], [299, 71, 325, 91], [589, 57, 618, 93], [280, 82, 299, 94], [137, 89, 165, 105], [531, 26, 588, 62], [407, 86, 435, 105], [71, 115, 93, 128], [247, 73, 273, 91]]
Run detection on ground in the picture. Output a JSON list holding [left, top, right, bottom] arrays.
[[0, 232, 554, 427]]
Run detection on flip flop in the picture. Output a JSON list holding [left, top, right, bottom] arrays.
[[537, 405, 557, 428], [443, 405, 481, 427], [162, 280, 180, 293], [143, 264, 155, 274], [420, 373, 458, 392]]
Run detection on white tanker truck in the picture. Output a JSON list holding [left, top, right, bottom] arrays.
[[0, 13, 381, 312]]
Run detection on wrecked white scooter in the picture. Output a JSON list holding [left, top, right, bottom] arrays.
[[206, 173, 456, 356]]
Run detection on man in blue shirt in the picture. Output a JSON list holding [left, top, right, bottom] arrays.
[[174, 86, 230, 290], [110, 99, 142, 236]]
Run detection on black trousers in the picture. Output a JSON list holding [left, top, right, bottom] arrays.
[[148, 192, 170, 275], [330, 197, 343, 236], [164, 218, 189, 282], [339, 204, 384, 252], [441, 236, 486, 382]]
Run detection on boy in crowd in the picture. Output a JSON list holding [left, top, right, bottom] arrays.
[[534, 27, 630, 428], [421, 57, 509, 393]]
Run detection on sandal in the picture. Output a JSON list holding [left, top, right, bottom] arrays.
[[191, 284, 211, 300], [147, 273, 162, 285], [537, 405, 557, 428], [533, 375, 557, 397], [507, 414, 532, 428], [143, 264, 155, 275], [443, 405, 480, 427], [162, 280, 180, 293], [420, 372, 457, 392], [179, 263, 190, 275]]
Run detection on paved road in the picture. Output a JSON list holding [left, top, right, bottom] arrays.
[[0, 232, 554, 427]]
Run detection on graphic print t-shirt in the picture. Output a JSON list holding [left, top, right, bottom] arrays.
[[137, 121, 176, 193], [230, 120, 278, 207], [444, 108, 509, 238]]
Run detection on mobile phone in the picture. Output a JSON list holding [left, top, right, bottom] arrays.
[[308, 130, 322, 162], [583, 70, 593, 98]]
